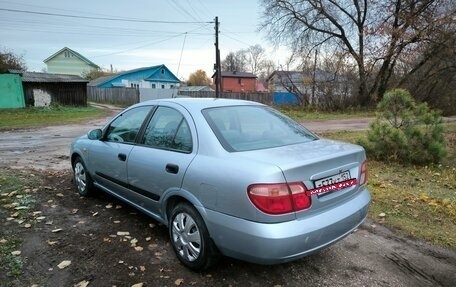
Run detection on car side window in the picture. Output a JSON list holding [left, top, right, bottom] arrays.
[[142, 106, 192, 152], [106, 106, 151, 143]]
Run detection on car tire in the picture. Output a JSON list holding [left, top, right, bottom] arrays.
[[72, 157, 95, 197], [169, 202, 217, 271]]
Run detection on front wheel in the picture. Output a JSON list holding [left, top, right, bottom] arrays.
[[72, 157, 95, 197], [169, 203, 217, 271]]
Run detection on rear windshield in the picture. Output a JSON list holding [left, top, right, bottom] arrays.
[[203, 105, 317, 152]]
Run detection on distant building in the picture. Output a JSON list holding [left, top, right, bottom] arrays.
[[6, 70, 88, 107], [267, 70, 353, 104], [213, 71, 257, 93], [44, 47, 99, 77], [88, 65, 180, 89], [179, 86, 214, 92]]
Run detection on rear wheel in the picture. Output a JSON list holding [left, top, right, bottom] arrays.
[[72, 157, 94, 197], [169, 202, 217, 271]]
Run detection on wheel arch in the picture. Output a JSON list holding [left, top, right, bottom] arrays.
[[162, 190, 208, 227]]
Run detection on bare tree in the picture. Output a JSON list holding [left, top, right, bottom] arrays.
[[261, 0, 456, 106], [221, 50, 247, 71], [246, 44, 267, 75]]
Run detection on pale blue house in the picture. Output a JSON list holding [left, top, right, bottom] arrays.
[[88, 65, 180, 89]]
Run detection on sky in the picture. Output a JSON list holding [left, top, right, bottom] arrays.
[[0, 0, 290, 80]]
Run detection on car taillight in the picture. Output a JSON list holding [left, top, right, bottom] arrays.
[[359, 161, 368, 186], [247, 182, 311, 215]]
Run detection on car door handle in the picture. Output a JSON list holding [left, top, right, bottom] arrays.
[[118, 153, 127, 161], [166, 163, 179, 174]]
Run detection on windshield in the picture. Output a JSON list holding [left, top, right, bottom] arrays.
[[203, 105, 318, 152]]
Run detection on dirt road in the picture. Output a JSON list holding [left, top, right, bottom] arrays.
[[1, 105, 455, 286]]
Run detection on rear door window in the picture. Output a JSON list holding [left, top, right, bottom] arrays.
[[141, 106, 192, 153]]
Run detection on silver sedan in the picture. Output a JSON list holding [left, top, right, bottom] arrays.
[[70, 98, 370, 270]]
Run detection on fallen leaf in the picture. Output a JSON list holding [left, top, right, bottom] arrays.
[[149, 223, 156, 228], [73, 280, 90, 287], [0, 239, 7, 244], [131, 283, 144, 287], [130, 238, 138, 246], [105, 204, 113, 209], [10, 212, 19, 218], [115, 205, 122, 209], [379, 212, 386, 218], [118, 260, 124, 264], [24, 224, 32, 228], [140, 266, 146, 272], [57, 260, 71, 269], [36, 216, 46, 221], [52, 228, 63, 233], [11, 250, 21, 256], [14, 206, 28, 210], [47, 240, 58, 246], [134, 246, 143, 252], [92, 212, 99, 217], [175, 278, 184, 285], [71, 209, 79, 214], [117, 231, 130, 236], [113, 220, 121, 224], [56, 193, 64, 197]]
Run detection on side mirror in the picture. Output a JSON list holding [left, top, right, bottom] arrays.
[[87, 129, 103, 140]]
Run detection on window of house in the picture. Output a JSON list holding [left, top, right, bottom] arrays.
[[131, 83, 134, 88], [238, 78, 242, 84], [161, 69, 165, 74], [152, 84, 156, 89], [170, 85, 174, 89], [161, 85, 165, 89]]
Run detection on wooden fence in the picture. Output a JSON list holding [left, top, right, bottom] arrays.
[[87, 87, 273, 106], [87, 87, 139, 106]]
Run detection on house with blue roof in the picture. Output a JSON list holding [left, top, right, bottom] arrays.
[[88, 65, 180, 89]]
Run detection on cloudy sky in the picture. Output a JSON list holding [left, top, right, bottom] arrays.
[[0, 0, 289, 80]]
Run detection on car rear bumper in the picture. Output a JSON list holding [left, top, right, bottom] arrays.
[[202, 187, 370, 265]]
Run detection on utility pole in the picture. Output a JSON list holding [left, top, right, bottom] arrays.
[[214, 16, 221, 98]]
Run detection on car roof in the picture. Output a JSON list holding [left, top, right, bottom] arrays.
[[134, 97, 264, 112]]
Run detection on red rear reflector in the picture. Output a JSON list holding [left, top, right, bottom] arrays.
[[248, 183, 311, 215], [359, 161, 368, 186]]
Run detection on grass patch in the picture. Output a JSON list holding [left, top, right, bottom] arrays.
[[318, 124, 456, 248], [0, 170, 41, 280], [0, 105, 106, 130], [279, 106, 374, 121]]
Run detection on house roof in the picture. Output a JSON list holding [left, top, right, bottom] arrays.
[[88, 65, 180, 87], [8, 70, 88, 83], [212, 71, 257, 79], [43, 47, 99, 69]]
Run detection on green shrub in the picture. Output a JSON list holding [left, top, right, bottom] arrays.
[[360, 89, 446, 164]]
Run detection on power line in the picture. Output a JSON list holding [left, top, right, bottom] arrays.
[[0, 8, 212, 24]]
